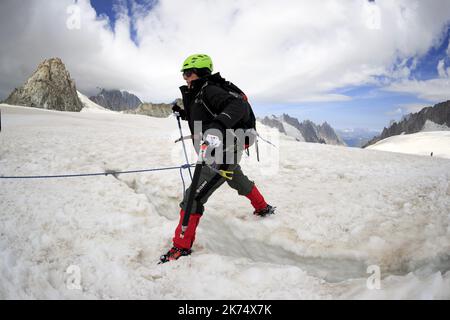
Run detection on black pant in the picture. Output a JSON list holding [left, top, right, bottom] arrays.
[[180, 152, 254, 214]]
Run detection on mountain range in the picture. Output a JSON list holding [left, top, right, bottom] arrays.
[[260, 114, 346, 146], [89, 89, 142, 111], [7, 56, 445, 150], [364, 100, 450, 147], [0, 57, 172, 117], [0, 57, 346, 148]]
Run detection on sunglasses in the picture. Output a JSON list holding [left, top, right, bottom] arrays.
[[183, 69, 195, 77]]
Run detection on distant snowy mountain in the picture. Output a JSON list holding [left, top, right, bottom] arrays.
[[89, 89, 142, 111], [77, 91, 113, 113], [2, 103, 449, 299], [336, 128, 381, 148], [365, 100, 450, 147], [89, 89, 175, 118], [260, 114, 346, 146], [366, 131, 450, 159]]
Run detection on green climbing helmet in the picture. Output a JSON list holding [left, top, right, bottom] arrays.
[[180, 54, 213, 72]]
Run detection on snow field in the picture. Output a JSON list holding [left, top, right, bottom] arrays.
[[1, 104, 449, 299]]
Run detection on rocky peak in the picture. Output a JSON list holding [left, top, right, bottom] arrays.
[[318, 122, 346, 145], [260, 114, 346, 146], [4, 57, 83, 112]]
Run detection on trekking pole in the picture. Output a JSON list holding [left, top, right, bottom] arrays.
[[255, 136, 260, 162], [174, 110, 193, 181], [257, 132, 277, 148], [180, 142, 208, 238]]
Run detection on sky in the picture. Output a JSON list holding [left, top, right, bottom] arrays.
[[1, 0, 450, 131]]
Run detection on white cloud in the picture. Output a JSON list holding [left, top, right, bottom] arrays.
[[387, 103, 429, 117], [386, 77, 450, 102], [386, 56, 450, 102], [384, 32, 450, 102], [1, 0, 450, 104], [385, 107, 403, 116], [400, 103, 429, 114]]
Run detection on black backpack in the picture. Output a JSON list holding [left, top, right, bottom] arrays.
[[197, 78, 257, 148]]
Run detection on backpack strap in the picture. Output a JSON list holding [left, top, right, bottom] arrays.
[[196, 80, 243, 118], [196, 80, 255, 132], [195, 81, 218, 117]]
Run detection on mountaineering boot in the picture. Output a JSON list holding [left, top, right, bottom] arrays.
[[159, 246, 192, 264], [159, 209, 202, 264], [254, 204, 276, 217]]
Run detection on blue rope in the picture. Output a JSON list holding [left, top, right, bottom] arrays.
[[0, 164, 195, 180]]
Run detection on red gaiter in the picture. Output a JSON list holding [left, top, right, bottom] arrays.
[[173, 209, 202, 249], [245, 185, 268, 211]]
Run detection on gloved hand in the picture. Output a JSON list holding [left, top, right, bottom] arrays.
[[202, 121, 226, 148], [204, 134, 222, 148], [172, 103, 187, 120], [199, 133, 222, 164], [201, 122, 226, 163]]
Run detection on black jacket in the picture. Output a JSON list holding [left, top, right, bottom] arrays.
[[179, 73, 248, 138]]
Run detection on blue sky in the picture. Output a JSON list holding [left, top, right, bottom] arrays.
[[90, 0, 156, 44], [259, 83, 438, 131]]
